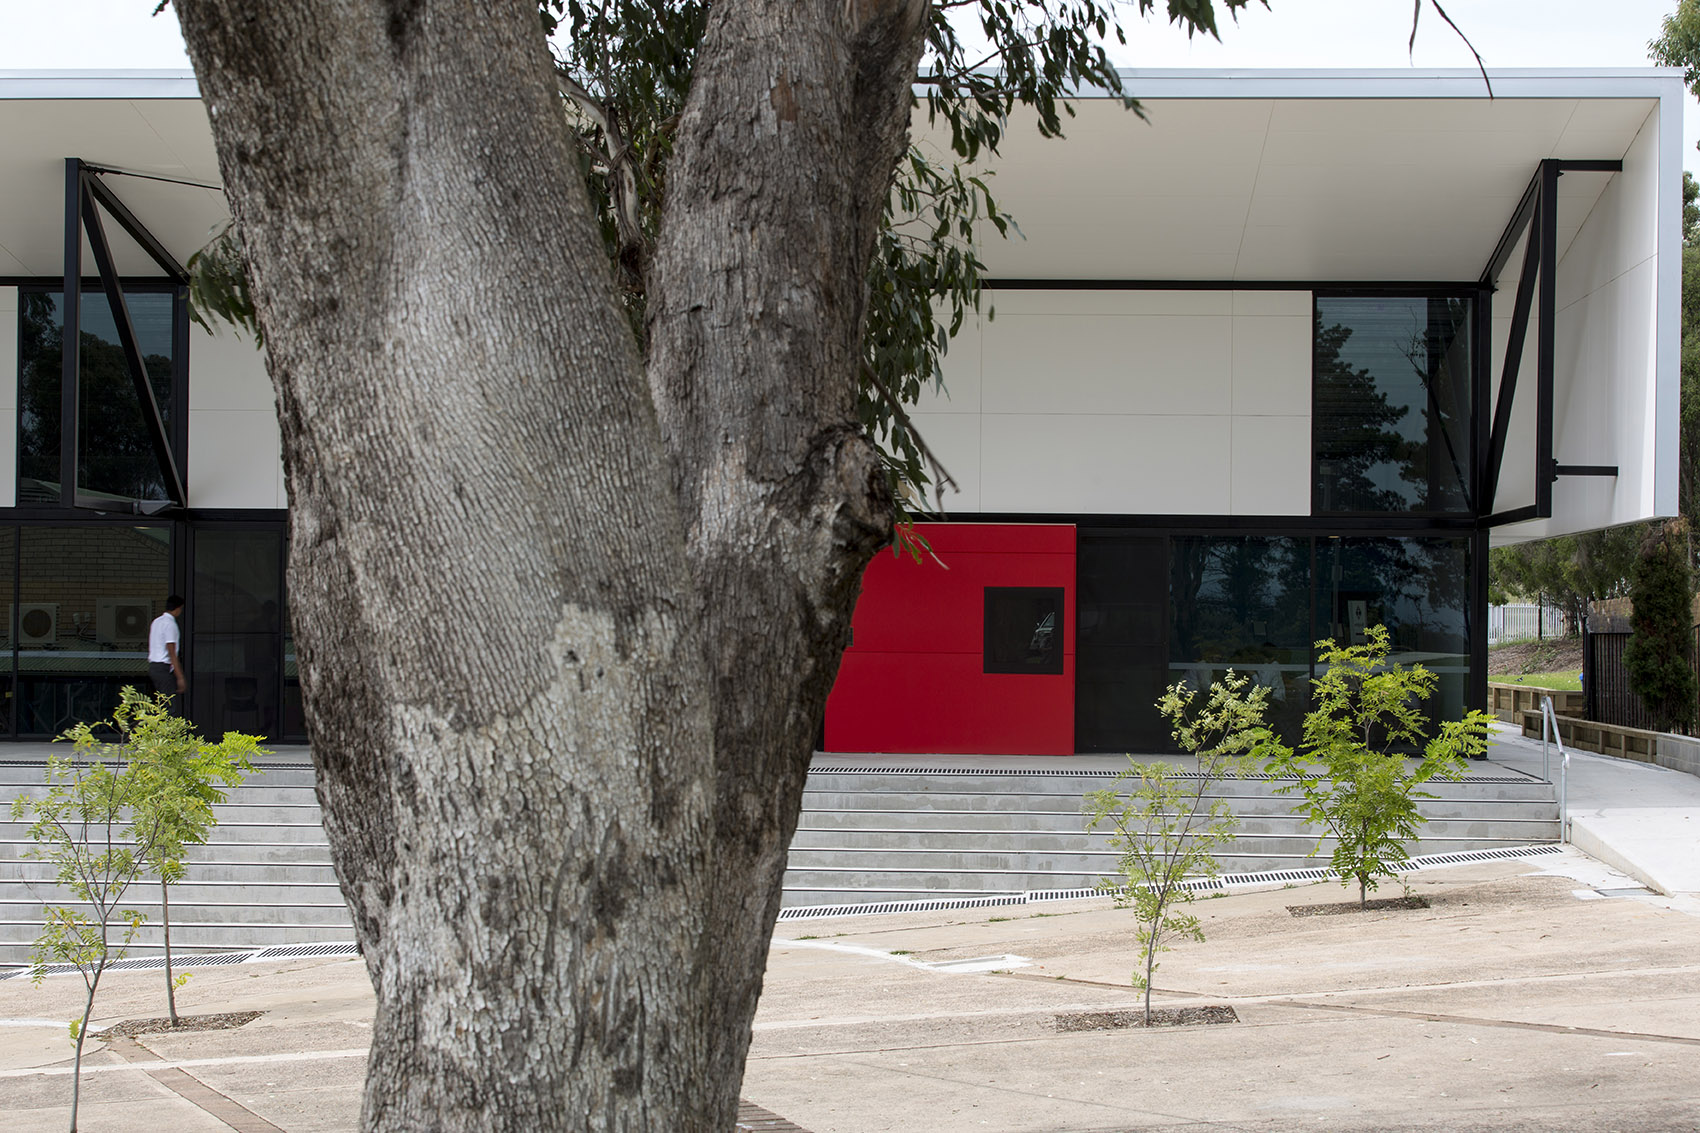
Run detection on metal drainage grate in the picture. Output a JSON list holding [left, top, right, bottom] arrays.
[[1594, 886, 1655, 897], [1395, 844, 1563, 871], [250, 943, 360, 960], [1026, 887, 1102, 903], [0, 951, 257, 980], [777, 893, 1025, 920], [1227, 867, 1336, 886]]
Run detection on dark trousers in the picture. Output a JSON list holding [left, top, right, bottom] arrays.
[[148, 662, 178, 696]]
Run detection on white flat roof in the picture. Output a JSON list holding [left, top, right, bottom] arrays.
[[0, 68, 1682, 281]]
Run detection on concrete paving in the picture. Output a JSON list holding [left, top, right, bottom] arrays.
[[0, 727, 1696, 1131], [1487, 720, 1700, 898]]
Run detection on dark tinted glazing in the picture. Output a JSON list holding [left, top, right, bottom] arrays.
[[1314, 296, 1473, 514]]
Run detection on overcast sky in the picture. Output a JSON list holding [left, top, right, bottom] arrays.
[[1, 0, 1693, 166]]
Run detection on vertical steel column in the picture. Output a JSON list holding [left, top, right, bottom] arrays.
[[1582, 618, 1596, 721], [1536, 160, 1559, 518], [59, 159, 83, 506], [1469, 528, 1489, 719]]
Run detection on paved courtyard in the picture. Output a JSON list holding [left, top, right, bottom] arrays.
[[3, 849, 1699, 1131]]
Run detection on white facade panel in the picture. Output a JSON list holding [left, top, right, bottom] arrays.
[[1495, 100, 1674, 543], [1230, 415, 1311, 515], [0, 287, 14, 508], [1231, 314, 1310, 416], [939, 289, 1312, 516], [188, 324, 274, 411], [914, 313, 981, 413], [981, 312, 1233, 416], [905, 411, 982, 513], [981, 413, 1232, 514], [189, 409, 282, 509], [186, 326, 283, 508]]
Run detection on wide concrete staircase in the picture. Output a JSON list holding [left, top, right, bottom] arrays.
[[782, 760, 1561, 910], [1, 755, 351, 966], [3, 753, 1560, 963]]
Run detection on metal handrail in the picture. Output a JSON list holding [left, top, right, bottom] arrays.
[[1540, 694, 1570, 842]]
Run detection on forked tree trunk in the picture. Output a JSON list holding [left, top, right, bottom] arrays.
[[172, 0, 925, 1127]]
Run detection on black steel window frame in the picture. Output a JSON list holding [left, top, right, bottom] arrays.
[[1309, 286, 1482, 521], [0, 515, 188, 739], [13, 276, 190, 515], [184, 513, 304, 745], [983, 586, 1066, 675], [50, 157, 190, 513], [1477, 158, 1624, 525], [950, 512, 1491, 719]]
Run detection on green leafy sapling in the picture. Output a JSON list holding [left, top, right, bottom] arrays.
[[117, 687, 263, 1023], [1265, 626, 1493, 908], [1084, 671, 1273, 1023], [11, 737, 166, 1133]]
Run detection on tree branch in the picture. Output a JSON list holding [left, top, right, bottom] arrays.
[[861, 362, 959, 511]]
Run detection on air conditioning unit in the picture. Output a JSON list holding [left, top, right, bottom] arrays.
[[16, 603, 58, 645], [97, 597, 154, 645]]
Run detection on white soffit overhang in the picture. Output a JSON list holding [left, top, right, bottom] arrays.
[[0, 68, 1678, 283], [0, 72, 221, 278], [914, 69, 1678, 282]]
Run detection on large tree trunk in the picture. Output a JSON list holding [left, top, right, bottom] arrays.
[[643, 0, 926, 1103], [172, 0, 925, 1127]]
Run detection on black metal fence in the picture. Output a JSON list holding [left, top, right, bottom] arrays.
[[1584, 627, 1700, 734]]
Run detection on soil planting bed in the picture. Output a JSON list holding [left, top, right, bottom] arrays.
[[1287, 896, 1430, 917], [97, 1010, 262, 1038], [1055, 1005, 1237, 1032]]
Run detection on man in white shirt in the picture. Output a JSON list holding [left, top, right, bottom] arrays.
[[148, 595, 187, 701]]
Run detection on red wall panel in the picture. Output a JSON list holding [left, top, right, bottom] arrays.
[[825, 523, 1076, 755]]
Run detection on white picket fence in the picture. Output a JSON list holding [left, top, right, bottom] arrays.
[[1488, 603, 1565, 644]]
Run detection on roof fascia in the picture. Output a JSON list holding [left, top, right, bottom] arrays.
[[913, 67, 1683, 101], [0, 71, 200, 99]]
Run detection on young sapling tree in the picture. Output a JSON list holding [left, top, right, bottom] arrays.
[[121, 687, 264, 1023], [11, 734, 169, 1132], [1084, 671, 1272, 1023], [1266, 626, 1493, 908]]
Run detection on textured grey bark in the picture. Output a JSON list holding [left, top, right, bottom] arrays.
[[171, 0, 926, 1127]]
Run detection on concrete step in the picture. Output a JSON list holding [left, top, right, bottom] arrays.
[[0, 822, 332, 847], [786, 818, 1560, 854], [783, 762, 1558, 908], [4, 859, 339, 885], [802, 782, 1557, 806], [0, 920, 355, 958], [0, 754, 1562, 955], [796, 798, 1560, 829]]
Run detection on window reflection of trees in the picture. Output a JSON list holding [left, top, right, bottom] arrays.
[[18, 291, 175, 504], [1170, 536, 1311, 738], [1314, 297, 1472, 515], [1318, 536, 1471, 726]]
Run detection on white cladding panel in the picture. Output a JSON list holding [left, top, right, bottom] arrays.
[[187, 325, 284, 508], [919, 289, 1311, 516], [1494, 104, 1672, 544], [0, 287, 14, 508]]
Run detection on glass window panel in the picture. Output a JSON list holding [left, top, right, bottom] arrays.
[[1075, 535, 1169, 752], [984, 587, 1064, 674], [17, 289, 176, 504], [1314, 536, 1472, 726], [1169, 535, 1312, 739], [192, 529, 283, 739], [15, 525, 171, 737], [1314, 296, 1474, 515]]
